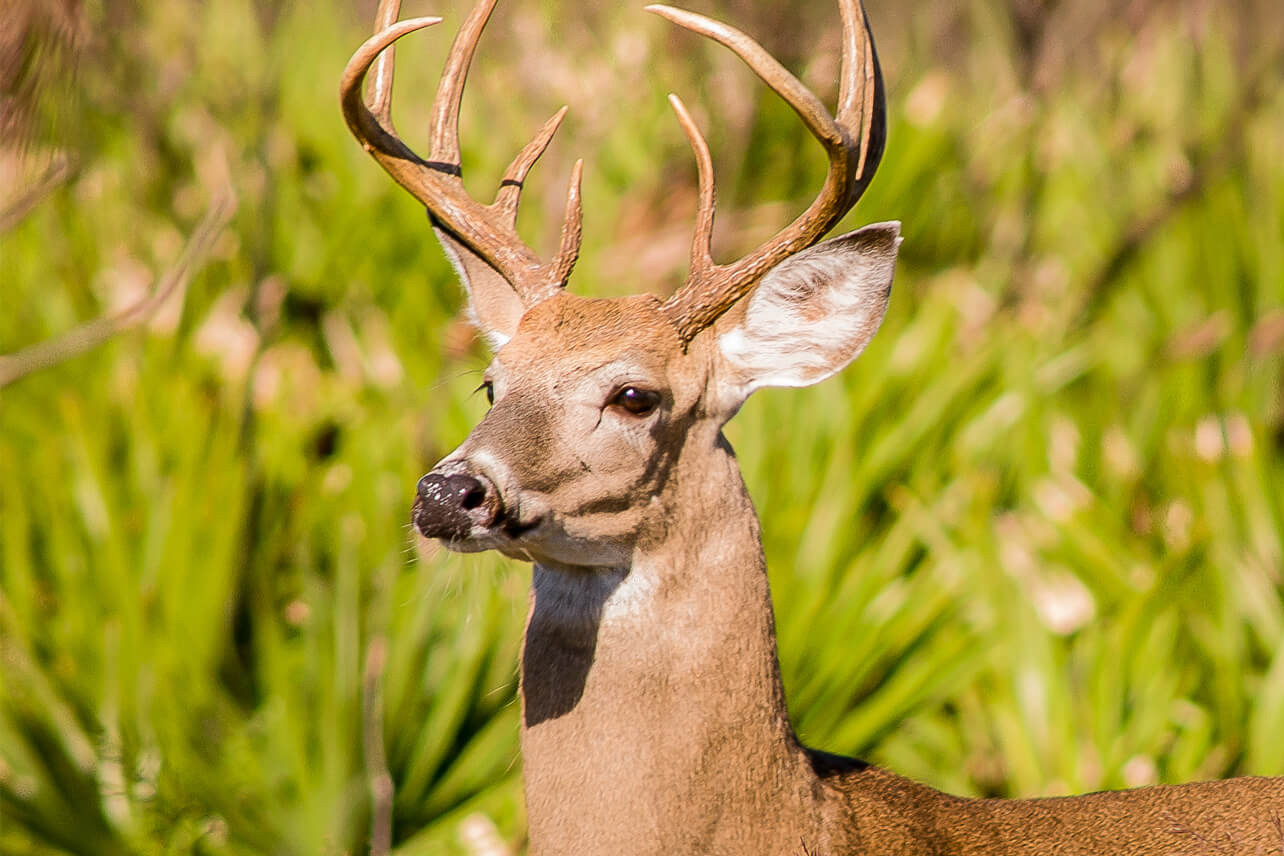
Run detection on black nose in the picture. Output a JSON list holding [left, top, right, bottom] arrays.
[[418, 472, 487, 508], [413, 471, 501, 538]]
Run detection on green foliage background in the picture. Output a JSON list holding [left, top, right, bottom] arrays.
[[2, 0, 1283, 852]]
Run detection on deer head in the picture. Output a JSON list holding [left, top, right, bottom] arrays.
[[340, 0, 898, 571]]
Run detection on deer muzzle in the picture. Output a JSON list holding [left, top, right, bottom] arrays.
[[412, 470, 503, 540]]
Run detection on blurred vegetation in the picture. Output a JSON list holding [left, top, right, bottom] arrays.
[[2, 0, 1284, 852]]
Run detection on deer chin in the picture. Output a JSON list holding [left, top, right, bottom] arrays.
[[419, 520, 627, 570], [485, 511, 634, 569], [511, 533, 633, 569]]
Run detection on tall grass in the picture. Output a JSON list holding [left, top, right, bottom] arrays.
[[2, 0, 1282, 853]]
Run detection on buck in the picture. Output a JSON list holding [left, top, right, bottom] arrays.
[[341, 1, 1284, 852]]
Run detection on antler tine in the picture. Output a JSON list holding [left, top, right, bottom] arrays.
[[340, 0, 583, 305], [495, 106, 570, 223], [646, 5, 841, 147], [550, 159, 585, 287], [835, 0, 883, 183], [493, 108, 580, 291], [340, 15, 443, 165], [649, 0, 887, 343], [428, 0, 498, 166], [369, 0, 403, 127], [666, 94, 716, 281]]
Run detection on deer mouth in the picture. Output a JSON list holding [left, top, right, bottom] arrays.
[[501, 514, 541, 540], [411, 511, 545, 554]]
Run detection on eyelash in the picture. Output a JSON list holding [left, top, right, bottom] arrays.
[[476, 381, 494, 405]]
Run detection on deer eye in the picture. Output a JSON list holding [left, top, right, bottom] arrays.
[[476, 380, 495, 405], [609, 386, 660, 417]]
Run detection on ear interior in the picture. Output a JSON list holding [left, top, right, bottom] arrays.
[[433, 225, 527, 351], [715, 221, 901, 402]]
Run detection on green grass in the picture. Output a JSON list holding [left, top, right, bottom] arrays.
[[2, 0, 1283, 853]]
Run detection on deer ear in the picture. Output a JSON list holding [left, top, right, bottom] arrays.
[[714, 221, 900, 407], [433, 225, 527, 351]]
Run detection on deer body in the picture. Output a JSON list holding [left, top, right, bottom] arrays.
[[502, 316, 1284, 853], [340, 2, 1284, 852]]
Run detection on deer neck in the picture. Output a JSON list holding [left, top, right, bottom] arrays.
[[518, 429, 822, 854]]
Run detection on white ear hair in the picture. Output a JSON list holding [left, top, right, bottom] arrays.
[[716, 221, 900, 402], [433, 225, 526, 351]]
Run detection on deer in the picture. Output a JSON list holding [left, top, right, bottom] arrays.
[[340, 0, 1284, 853]]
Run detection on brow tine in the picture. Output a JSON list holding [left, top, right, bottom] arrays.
[[549, 159, 584, 289]]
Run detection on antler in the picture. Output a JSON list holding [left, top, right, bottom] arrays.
[[339, 0, 583, 305], [649, 0, 887, 343]]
